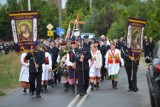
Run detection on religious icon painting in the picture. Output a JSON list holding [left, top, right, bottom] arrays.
[[9, 11, 38, 52], [126, 18, 146, 53]]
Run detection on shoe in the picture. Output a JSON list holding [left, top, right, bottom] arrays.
[[128, 89, 132, 92], [113, 81, 118, 89], [83, 92, 87, 95], [133, 88, 138, 92], [51, 83, 54, 87], [101, 79, 104, 82], [64, 83, 69, 91], [91, 87, 94, 91], [112, 80, 114, 88], [80, 93, 84, 96], [41, 88, 44, 93], [23, 88, 26, 94], [90, 83, 94, 91], [30, 92, 34, 96], [36, 94, 41, 98], [72, 85, 75, 93], [96, 83, 99, 90]]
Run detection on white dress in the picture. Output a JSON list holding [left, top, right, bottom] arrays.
[[105, 49, 124, 76], [89, 50, 102, 78], [42, 52, 52, 81], [19, 52, 29, 82]]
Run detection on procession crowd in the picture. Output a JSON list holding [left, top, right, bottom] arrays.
[[0, 42, 13, 55], [19, 34, 155, 98]]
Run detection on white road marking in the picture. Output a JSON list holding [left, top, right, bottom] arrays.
[[76, 86, 91, 107], [67, 94, 80, 107], [67, 85, 91, 107]]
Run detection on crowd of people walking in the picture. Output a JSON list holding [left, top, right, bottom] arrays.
[[18, 35, 155, 98]]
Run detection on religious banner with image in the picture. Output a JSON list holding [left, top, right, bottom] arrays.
[[9, 11, 38, 52], [126, 18, 146, 59]]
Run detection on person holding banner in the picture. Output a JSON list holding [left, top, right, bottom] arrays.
[[124, 18, 146, 92], [25, 44, 45, 98], [121, 43, 140, 92]]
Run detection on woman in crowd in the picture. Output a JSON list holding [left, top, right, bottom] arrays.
[[89, 44, 102, 90], [19, 52, 30, 94], [105, 41, 124, 89], [41, 46, 52, 92]]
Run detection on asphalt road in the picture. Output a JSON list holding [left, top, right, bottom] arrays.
[[0, 60, 151, 107]]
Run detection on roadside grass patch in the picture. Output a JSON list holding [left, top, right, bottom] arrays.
[[0, 53, 21, 96]]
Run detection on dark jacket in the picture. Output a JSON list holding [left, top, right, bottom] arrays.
[[75, 47, 91, 71], [83, 42, 91, 49], [68, 50, 76, 63], [100, 45, 109, 65], [121, 46, 139, 68], [25, 50, 45, 73], [149, 40, 155, 51], [48, 46, 59, 67]]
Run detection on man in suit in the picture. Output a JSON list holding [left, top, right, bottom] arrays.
[[25, 44, 45, 98], [83, 35, 91, 49], [100, 40, 110, 81], [121, 43, 139, 92], [75, 38, 91, 96], [48, 41, 59, 86]]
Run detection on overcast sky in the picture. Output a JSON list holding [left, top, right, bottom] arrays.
[[0, 0, 7, 5]]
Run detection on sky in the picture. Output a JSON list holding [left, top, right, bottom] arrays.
[[0, 0, 67, 8], [0, 0, 7, 5]]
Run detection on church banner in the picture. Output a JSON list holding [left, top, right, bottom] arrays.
[[126, 18, 146, 51], [9, 11, 38, 52], [126, 18, 146, 59]]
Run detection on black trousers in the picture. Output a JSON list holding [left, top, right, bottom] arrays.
[[125, 66, 138, 90], [101, 65, 106, 80], [52, 65, 58, 85], [77, 69, 89, 94], [150, 49, 154, 59], [29, 71, 42, 95]]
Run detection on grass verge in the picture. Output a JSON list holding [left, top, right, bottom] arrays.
[[0, 53, 21, 96]]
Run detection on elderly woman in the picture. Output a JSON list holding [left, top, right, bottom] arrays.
[[105, 41, 124, 89], [89, 44, 102, 90]]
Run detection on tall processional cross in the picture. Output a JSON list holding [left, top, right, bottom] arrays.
[[69, 13, 86, 29]]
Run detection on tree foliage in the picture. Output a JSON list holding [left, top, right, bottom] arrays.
[[0, 0, 59, 40]]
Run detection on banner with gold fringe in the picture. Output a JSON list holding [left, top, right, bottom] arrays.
[[126, 18, 147, 59], [9, 11, 38, 53]]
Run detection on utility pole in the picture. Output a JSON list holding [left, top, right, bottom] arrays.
[[20, 0, 23, 11], [90, 0, 92, 9], [28, 0, 31, 11], [58, 0, 62, 28], [58, 0, 62, 38]]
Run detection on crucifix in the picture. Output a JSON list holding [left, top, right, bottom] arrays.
[[69, 13, 86, 29]]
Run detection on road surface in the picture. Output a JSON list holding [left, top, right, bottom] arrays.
[[0, 60, 151, 107]]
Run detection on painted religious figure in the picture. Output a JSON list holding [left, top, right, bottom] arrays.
[[18, 23, 32, 42]]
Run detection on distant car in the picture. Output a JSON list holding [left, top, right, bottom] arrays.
[[146, 41, 160, 107], [81, 33, 95, 39]]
